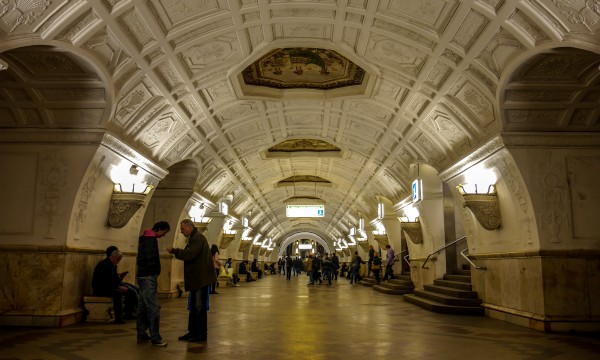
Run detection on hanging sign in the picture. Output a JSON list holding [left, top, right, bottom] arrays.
[[286, 204, 325, 217], [412, 179, 423, 203]]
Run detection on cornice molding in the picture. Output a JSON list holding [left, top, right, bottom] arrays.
[[439, 136, 505, 181], [0, 129, 106, 144], [501, 132, 600, 148], [100, 133, 169, 180]]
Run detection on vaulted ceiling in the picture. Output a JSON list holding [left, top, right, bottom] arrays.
[[0, 0, 598, 243]]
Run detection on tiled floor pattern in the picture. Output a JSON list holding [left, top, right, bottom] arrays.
[[1, 274, 599, 359]]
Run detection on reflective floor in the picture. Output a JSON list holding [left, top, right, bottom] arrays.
[[1, 274, 599, 360]]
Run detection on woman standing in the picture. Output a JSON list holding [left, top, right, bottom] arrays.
[[210, 244, 220, 294], [372, 252, 382, 285]]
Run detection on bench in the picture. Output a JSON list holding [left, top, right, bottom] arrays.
[[217, 275, 233, 287], [83, 296, 114, 322]]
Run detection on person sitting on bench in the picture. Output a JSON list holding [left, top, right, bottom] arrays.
[[92, 246, 137, 324]]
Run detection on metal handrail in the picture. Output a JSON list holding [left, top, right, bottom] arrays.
[[421, 236, 467, 269], [403, 254, 411, 268], [460, 249, 486, 270]]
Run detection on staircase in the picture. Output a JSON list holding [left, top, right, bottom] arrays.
[[403, 268, 484, 315], [371, 273, 414, 295]]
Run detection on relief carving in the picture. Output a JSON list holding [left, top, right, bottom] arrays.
[[0, 0, 51, 31], [536, 152, 569, 243], [38, 152, 67, 239], [552, 0, 600, 31], [73, 156, 106, 240]]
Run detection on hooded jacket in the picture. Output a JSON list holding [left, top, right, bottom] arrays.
[[137, 229, 161, 277]]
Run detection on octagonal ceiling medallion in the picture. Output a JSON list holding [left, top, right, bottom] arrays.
[[242, 48, 365, 90]]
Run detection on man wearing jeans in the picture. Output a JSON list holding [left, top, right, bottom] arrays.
[[136, 221, 170, 347]]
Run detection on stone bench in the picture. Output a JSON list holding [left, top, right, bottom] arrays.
[[83, 296, 114, 322], [217, 275, 233, 287]]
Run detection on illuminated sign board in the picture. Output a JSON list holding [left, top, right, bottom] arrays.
[[286, 205, 325, 218], [298, 244, 313, 250], [412, 179, 423, 203]]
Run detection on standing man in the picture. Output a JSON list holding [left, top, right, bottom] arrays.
[[383, 244, 396, 281], [331, 253, 339, 280], [167, 219, 216, 343], [285, 254, 293, 280], [136, 221, 170, 347]]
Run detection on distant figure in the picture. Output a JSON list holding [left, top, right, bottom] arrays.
[[239, 260, 254, 282], [367, 245, 375, 278], [372, 252, 382, 285], [383, 244, 396, 281], [349, 252, 365, 284], [285, 254, 293, 280], [210, 245, 220, 294], [331, 253, 340, 280], [251, 259, 263, 278], [92, 246, 137, 324]]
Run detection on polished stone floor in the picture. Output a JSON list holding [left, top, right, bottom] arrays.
[[1, 273, 599, 360]]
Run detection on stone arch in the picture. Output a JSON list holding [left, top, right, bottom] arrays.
[[0, 44, 114, 129], [157, 159, 202, 190], [277, 231, 332, 257]]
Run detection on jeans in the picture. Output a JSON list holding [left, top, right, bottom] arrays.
[[286, 266, 292, 280], [136, 275, 162, 342], [189, 286, 209, 339]]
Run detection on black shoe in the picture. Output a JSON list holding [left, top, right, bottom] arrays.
[[188, 337, 207, 343], [211, 291, 219, 294], [137, 334, 151, 344], [151, 340, 168, 347], [178, 333, 192, 341]]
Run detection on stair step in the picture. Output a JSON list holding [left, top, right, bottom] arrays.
[[433, 279, 473, 291], [452, 269, 471, 276], [360, 278, 376, 287], [377, 281, 414, 291], [403, 294, 484, 315], [444, 274, 471, 283], [387, 279, 413, 286], [373, 284, 413, 295], [413, 289, 482, 307], [423, 284, 478, 299], [395, 275, 412, 282]]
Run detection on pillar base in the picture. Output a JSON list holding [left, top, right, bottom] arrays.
[[0, 308, 84, 327]]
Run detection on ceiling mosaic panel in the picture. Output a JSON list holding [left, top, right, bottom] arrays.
[[241, 48, 365, 90]]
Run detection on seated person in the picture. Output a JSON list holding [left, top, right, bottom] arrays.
[[92, 246, 137, 324], [251, 259, 263, 278], [238, 260, 255, 282], [224, 258, 240, 286]]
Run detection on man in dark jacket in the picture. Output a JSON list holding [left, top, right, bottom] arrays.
[[167, 219, 216, 343], [92, 246, 136, 324], [136, 221, 170, 346]]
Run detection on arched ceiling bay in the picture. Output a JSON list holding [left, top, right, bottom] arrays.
[[1, 0, 599, 243]]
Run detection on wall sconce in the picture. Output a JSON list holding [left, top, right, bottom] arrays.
[[193, 217, 212, 231], [108, 165, 152, 228], [221, 229, 237, 249], [400, 218, 424, 244], [457, 184, 501, 230], [399, 205, 423, 244]]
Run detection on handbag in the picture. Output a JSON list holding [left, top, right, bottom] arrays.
[[372, 264, 381, 270]]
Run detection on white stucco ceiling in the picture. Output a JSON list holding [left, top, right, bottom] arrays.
[[0, 0, 598, 244]]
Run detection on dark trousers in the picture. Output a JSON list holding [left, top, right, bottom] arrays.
[[189, 286, 209, 339], [383, 265, 395, 280], [286, 266, 292, 280], [373, 269, 381, 284], [211, 268, 219, 293], [109, 288, 136, 320]]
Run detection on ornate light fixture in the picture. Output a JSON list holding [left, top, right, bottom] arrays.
[[456, 166, 501, 230], [108, 165, 152, 228], [399, 205, 423, 244]]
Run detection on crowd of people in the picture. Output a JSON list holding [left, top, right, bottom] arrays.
[[90, 219, 399, 348]]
